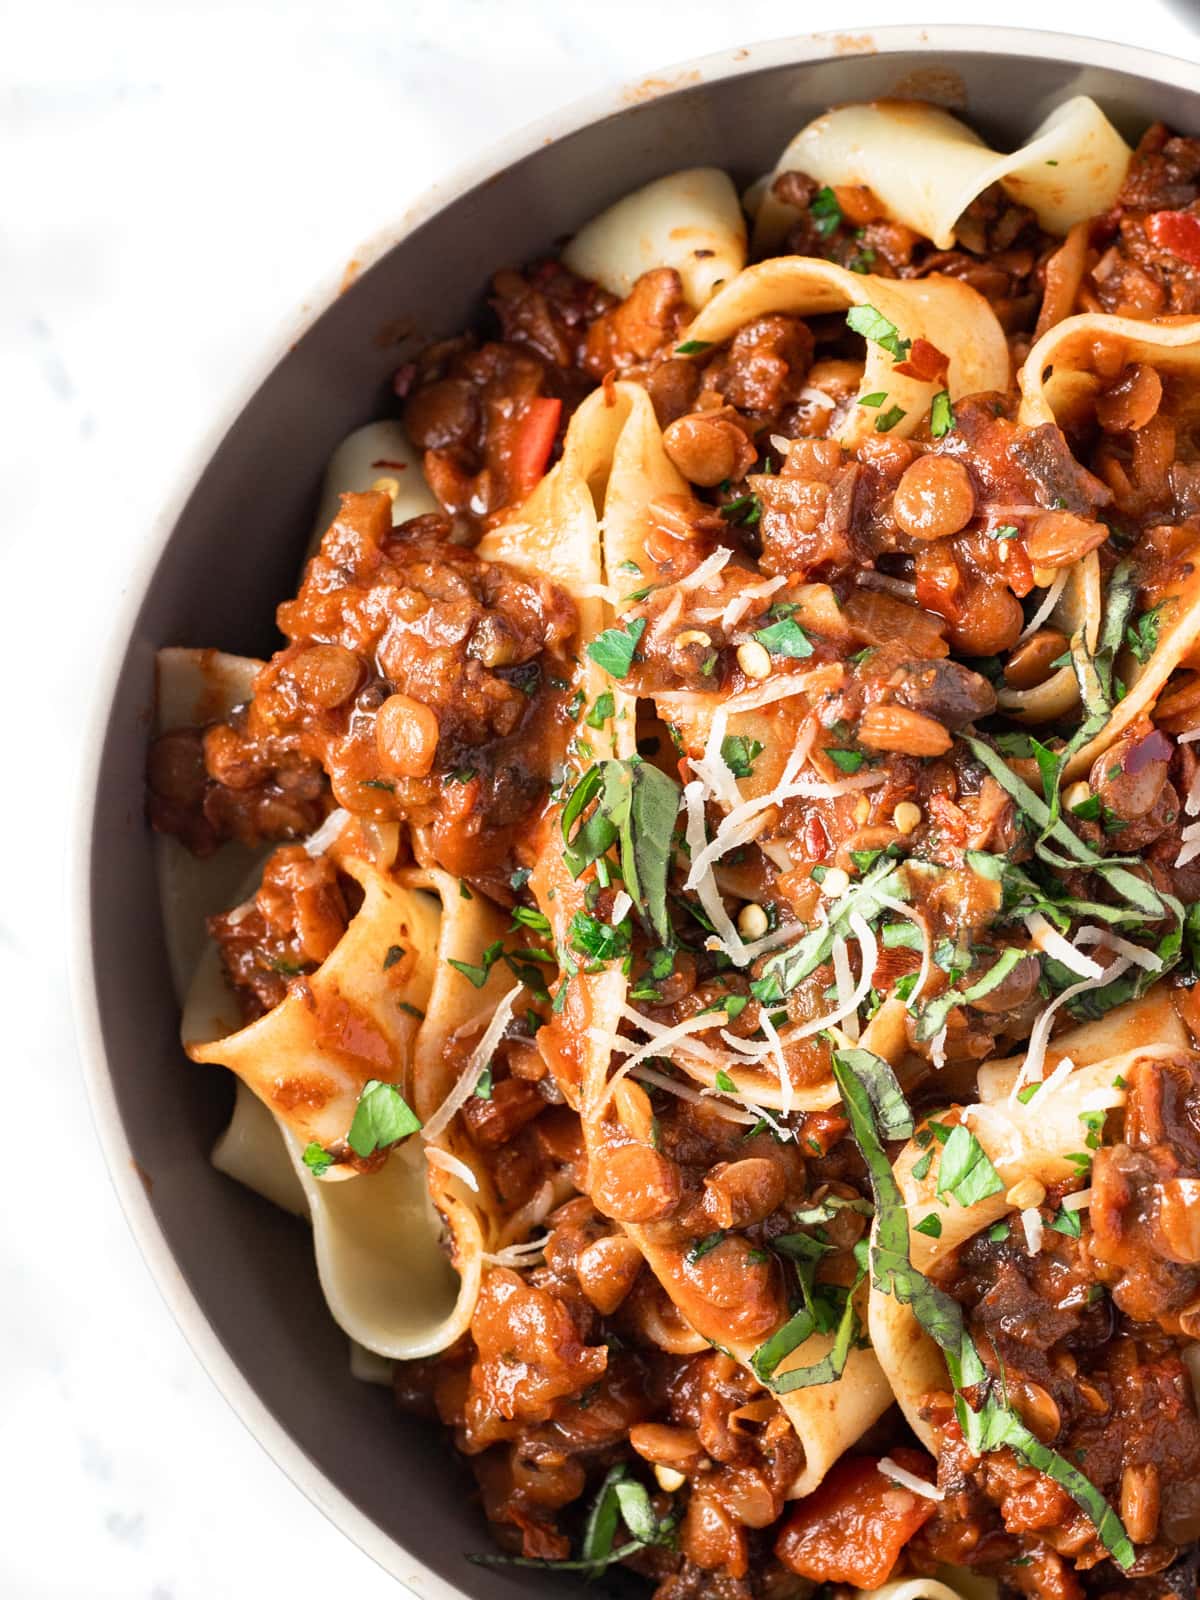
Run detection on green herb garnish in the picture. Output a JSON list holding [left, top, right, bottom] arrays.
[[586, 617, 647, 679], [845, 303, 912, 361], [347, 1080, 421, 1158]]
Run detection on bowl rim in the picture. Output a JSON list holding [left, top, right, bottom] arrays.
[[69, 22, 1200, 1594]]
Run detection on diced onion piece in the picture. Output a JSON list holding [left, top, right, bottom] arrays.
[[1061, 1187, 1093, 1212]]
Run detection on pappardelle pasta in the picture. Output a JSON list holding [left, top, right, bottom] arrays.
[[148, 96, 1200, 1598]]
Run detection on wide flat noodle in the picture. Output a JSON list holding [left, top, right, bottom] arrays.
[[184, 845, 519, 1357], [563, 167, 747, 308], [752, 97, 1130, 253], [1019, 313, 1200, 776], [684, 259, 1009, 447], [188, 850, 439, 1155], [870, 988, 1189, 1450], [306, 418, 438, 562]]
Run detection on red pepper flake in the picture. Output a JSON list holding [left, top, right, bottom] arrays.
[[893, 336, 949, 383]]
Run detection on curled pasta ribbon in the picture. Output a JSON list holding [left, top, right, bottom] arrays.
[[1018, 312, 1200, 778], [183, 836, 520, 1360], [306, 418, 437, 563], [563, 167, 747, 308], [869, 988, 1190, 1452], [752, 96, 1130, 253], [684, 257, 1009, 447]]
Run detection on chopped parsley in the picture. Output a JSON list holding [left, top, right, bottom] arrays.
[[302, 1142, 334, 1177], [585, 691, 616, 729], [569, 910, 632, 966], [875, 404, 907, 433], [586, 617, 647, 679], [845, 303, 912, 362], [675, 339, 712, 356], [1125, 602, 1165, 664], [720, 492, 762, 527], [448, 938, 505, 989], [930, 389, 955, 438], [687, 1231, 725, 1263], [474, 1067, 493, 1100], [810, 185, 842, 237], [347, 1080, 421, 1158], [935, 1124, 1004, 1207], [827, 747, 866, 773], [753, 617, 813, 659], [720, 734, 764, 778]]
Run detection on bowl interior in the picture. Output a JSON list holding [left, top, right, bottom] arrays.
[[81, 31, 1200, 1598]]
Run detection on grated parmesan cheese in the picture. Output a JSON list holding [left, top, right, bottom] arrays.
[[610, 890, 633, 925], [1021, 1207, 1044, 1255], [422, 985, 521, 1141], [878, 1457, 944, 1501], [1015, 569, 1069, 645], [1024, 913, 1105, 980], [1012, 961, 1131, 1097], [632, 1065, 760, 1126], [425, 1146, 480, 1193], [1074, 928, 1163, 973], [483, 1233, 552, 1267], [303, 807, 350, 858]]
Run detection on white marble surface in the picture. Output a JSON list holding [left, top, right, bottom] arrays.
[[6, 1, 1200, 1594]]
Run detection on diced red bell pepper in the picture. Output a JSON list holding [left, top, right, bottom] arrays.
[[510, 396, 562, 497], [1146, 210, 1200, 270], [775, 1450, 938, 1589]]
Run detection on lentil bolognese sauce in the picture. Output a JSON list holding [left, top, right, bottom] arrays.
[[151, 97, 1200, 1599]]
